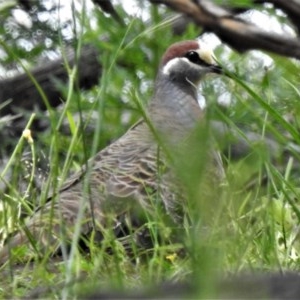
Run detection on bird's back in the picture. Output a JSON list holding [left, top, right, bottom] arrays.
[[0, 119, 177, 263]]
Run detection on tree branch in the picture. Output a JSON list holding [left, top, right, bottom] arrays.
[[0, 44, 101, 115], [149, 0, 300, 59]]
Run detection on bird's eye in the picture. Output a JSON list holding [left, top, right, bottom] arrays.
[[185, 51, 210, 67], [185, 51, 200, 63]]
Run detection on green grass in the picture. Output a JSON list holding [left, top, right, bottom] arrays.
[[1, 7, 300, 299], [1, 72, 300, 299]]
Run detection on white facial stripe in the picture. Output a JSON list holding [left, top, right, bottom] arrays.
[[162, 57, 189, 75], [162, 44, 217, 76]]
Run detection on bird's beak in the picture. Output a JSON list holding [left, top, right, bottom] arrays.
[[196, 47, 223, 74], [210, 64, 223, 74]]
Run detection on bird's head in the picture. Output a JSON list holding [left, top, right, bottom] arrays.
[[159, 40, 222, 86], [149, 40, 223, 139]]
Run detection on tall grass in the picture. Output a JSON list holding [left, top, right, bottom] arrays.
[[1, 6, 300, 299]]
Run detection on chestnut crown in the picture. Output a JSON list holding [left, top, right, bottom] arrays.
[[159, 40, 222, 84]]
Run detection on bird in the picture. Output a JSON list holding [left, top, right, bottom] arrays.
[[0, 40, 223, 264]]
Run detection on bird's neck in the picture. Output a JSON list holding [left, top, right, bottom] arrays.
[[148, 74, 204, 143]]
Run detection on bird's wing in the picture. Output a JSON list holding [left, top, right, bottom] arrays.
[[0, 120, 171, 264], [46, 119, 147, 198], [41, 119, 161, 229]]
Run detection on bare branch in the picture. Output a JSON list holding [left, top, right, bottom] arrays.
[[0, 45, 101, 115], [149, 0, 300, 59]]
